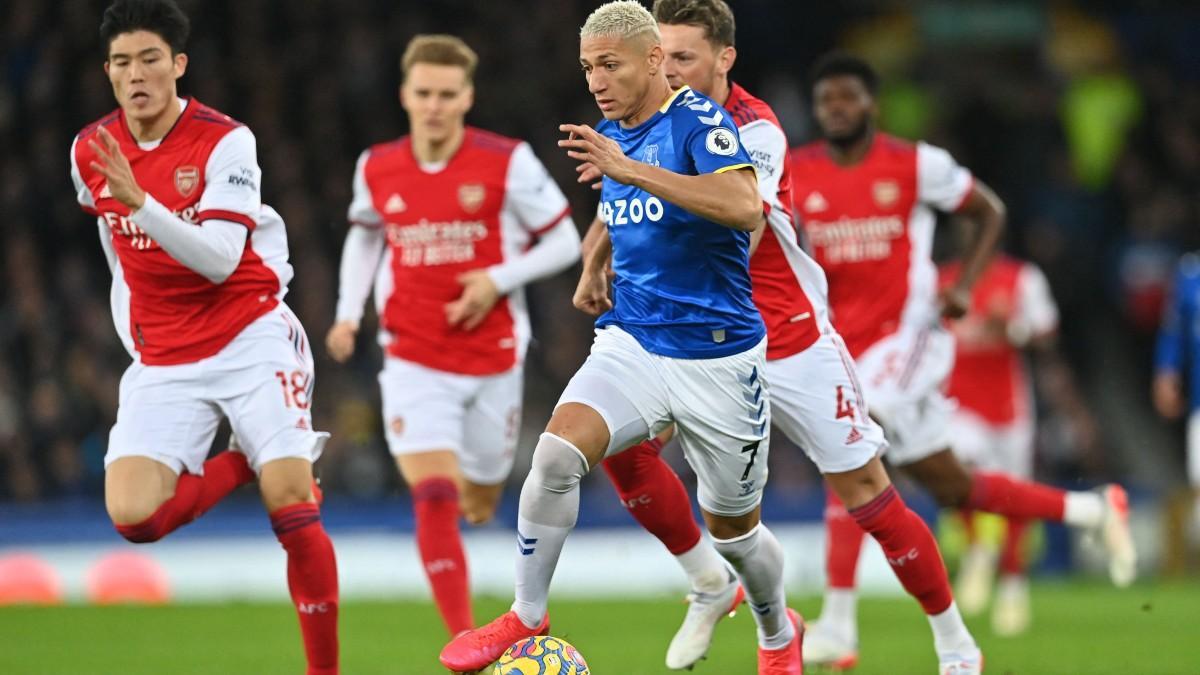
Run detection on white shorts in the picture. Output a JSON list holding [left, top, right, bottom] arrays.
[[766, 332, 887, 474], [558, 326, 770, 517], [855, 325, 956, 466], [948, 410, 1034, 478], [378, 356, 522, 485], [107, 305, 329, 474]]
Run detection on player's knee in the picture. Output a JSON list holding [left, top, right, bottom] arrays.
[[106, 495, 163, 531], [259, 477, 314, 512], [461, 500, 497, 525], [529, 433, 590, 494], [460, 487, 501, 525]]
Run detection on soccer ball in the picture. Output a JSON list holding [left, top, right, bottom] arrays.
[[492, 635, 590, 674]]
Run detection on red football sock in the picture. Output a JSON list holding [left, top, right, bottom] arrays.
[[271, 502, 339, 675], [851, 486, 954, 616], [966, 471, 1066, 521], [999, 517, 1029, 576], [413, 478, 472, 635], [114, 450, 255, 543], [825, 489, 866, 589], [602, 438, 702, 555]]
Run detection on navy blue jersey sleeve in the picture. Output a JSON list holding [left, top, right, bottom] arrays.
[[671, 92, 754, 176]]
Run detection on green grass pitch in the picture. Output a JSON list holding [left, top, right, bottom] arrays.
[[1, 581, 1196, 674]]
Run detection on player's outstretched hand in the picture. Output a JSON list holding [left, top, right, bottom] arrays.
[[559, 124, 635, 185], [573, 267, 613, 316], [576, 161, 603, 190], [88, 126, 146, 210], [325, 320, 358, 363], [446, 270, 500, 331], [938, 285, 971, 319]]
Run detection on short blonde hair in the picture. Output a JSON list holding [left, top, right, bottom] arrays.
[[580, 0, 661, 44], [401, 34, 478, 82]]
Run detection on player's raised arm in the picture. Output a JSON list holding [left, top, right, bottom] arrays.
[[559, 123, 760, 231], [86, 124, 251, 284]]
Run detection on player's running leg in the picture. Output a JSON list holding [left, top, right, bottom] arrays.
[[991, 517, 1031, 636], [903, 450, 1136, 587], [107, 450, 256, 543], [805, 489, 868, 670], [954, 509, 998, 617], [708, 511, 802, 675], [440, 403, 614, 672], [261, 457, 339, 675], [807, 457, 980, 673], [601, 431, 744, 670], [396, 452, 477, 636]]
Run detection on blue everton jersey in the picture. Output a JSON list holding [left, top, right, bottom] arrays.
[[1156, 252, 1200, 412], [595, 86, 765, 359]]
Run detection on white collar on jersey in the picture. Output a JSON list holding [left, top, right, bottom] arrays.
[[135, 97, 189, 151]]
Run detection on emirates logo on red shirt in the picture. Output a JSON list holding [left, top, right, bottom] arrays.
[[175, 165, 200, 198], [457, 183, 486, 213]]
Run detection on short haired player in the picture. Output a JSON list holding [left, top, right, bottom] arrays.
[[441, 3, 801, 673], [71, 1, 338, 672], [575, 2, 983, 672], [325, 34, 581, 637], [791, 52, 1136, 669]]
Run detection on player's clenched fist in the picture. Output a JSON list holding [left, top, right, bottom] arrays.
[[88, 126, 146, 210], [573, 267, 612, 316], [559, 124, 636, 185], [325, 320, 358, 363], [445, 269, 500, 331]]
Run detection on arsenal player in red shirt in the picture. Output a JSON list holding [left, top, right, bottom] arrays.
[[325, 35, 580, 637], [71, 2, 338, 672], [791, 53, 1135, 670]]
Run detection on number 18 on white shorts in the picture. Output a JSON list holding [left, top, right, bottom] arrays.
[[106, 306, 330, 475]]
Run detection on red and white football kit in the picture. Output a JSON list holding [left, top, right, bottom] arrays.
[[726, 83, 886, 473], [941, 256, 1059, 478], [71, 98, 328, 473], [335, 127, 579, 484], [792, 133, 974, 464]]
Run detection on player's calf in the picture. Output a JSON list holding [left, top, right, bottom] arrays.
[[263, 458, 339, 674]]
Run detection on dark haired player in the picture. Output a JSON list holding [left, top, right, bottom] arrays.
[[70, 2, 338, 672]]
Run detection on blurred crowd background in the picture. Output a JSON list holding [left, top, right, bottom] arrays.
[[2, 0, 1198, 564]]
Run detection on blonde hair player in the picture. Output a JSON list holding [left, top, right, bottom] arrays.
[[442, 2, 802, 673], [575, 0, 986, 672]]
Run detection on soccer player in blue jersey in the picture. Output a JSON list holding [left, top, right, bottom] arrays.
[[1155, 252, 1200, 536], [440, 2, 802, 673]]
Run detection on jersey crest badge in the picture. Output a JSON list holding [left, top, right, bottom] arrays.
[[872, 180, 900, 208], [804, 191, 828, 213], [458, 183, 485, 213], [705, 128, 738, 156], [642, 144, 660, 167], [175, 166, 200, 198]]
